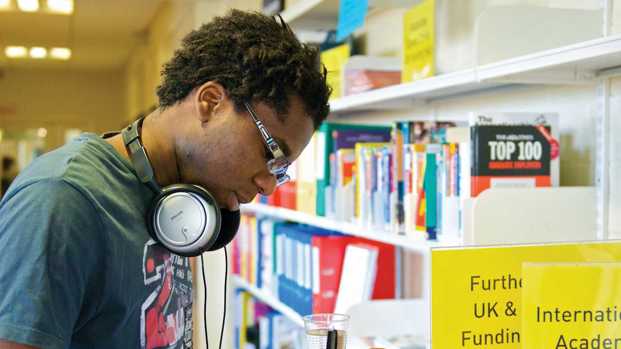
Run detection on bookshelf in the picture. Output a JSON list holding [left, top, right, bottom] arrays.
[[240, 203, 461, 252], [330, 34, 621, 114], [232, 275, 305, 327], [229, 3, 621, 349], [281, 0, 411, 31]]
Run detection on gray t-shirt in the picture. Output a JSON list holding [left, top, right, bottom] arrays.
[[0, 133, 193, 349]]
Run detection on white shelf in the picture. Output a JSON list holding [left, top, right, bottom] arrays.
[[330, 34, 621, 114], [232, 276, 305, 327], [281, 0, 412, 31], [240, 203, 460, 252]]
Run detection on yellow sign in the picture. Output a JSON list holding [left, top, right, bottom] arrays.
[[320, 43, 350, 100], [522, 262, 621, 349], [431, 242, 621, 349], [402, 0, 435, 83]]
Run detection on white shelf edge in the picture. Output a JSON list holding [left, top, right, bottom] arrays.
[[476, 34, 621, 80], [329, 34, 621, 114], [330, 68, 478, 112], [232, 275, 305, 327], [240, 203, 461, 252]]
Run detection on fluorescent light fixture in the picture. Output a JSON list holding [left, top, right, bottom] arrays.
[[5, 46, 28, 58], [29, 47, 47, 59], [17, 0, 39, 12], [50, 47, 71, 60], [0, 0, 11, 11], [47, 0, 72, 14]]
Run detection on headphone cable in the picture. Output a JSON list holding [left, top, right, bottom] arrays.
[[200, 254, 209, 349], [219, 248, 228, 349], [200, 249, 228, 349]]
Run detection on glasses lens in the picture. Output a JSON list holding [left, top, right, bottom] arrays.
[[275, 173, 290, 187], [267, 157, 289, 175], [268, 157, 290, 187]]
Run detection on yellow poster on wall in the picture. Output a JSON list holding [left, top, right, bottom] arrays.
[[522, 262, 621, 349], [431, 241, 621, 349], [320, 43, 350, 100], [402, 0, 435, 83]]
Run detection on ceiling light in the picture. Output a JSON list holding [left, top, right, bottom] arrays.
[[37, 128, 47, 138], [5, 46, 27, 58], [17, 0, 39, 12], [0, 0, 11, 11], [29, 47, 47, 59], [50, 47, 71, 60], [47, 0, 72, 14]]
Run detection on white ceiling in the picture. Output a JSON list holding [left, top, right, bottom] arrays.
[[0, 0, 164, 70]]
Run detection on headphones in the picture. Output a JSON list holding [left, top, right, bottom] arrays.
[[122, 117, 241, 256]]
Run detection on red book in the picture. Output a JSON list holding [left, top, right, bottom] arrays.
[[348, 237, 396, 299], [267, 187, 281, 207], [311, 234, 352, 314], [278, 181, 297, 210], [231, 236, 240, 275]]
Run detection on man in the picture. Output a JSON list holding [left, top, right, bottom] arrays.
[[0, 10, 330, 349]]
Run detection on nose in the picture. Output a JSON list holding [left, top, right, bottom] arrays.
[[253, 172, 277, 197]]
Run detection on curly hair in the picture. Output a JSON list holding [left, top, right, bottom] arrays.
[[156, 10, 331, 129]]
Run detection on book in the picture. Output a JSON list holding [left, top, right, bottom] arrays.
[[296, 134, 317, 216], [469, 112, 559, 197], [333, 243, 379, 314], [316, 123, 392, 217], [355, 143, 390, 223], [320, 43, 351, 100], [343, 55, 401, 95]]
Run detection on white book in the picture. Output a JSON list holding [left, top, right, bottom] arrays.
[[334, 244, 379, 314]]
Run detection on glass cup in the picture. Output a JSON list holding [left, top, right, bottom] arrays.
[[303, 313, 350, 349]]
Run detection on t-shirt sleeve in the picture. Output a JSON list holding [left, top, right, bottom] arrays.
[[0, 179, 104, 349]]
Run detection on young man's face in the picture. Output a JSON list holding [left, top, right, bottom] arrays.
[[177, 93, 315, 210]]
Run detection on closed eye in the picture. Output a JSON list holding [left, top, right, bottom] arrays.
[[264, 145, 274, 160]]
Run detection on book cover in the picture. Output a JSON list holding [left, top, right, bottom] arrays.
[[470, 124, 553, 197], [469, 112, 560, 188]]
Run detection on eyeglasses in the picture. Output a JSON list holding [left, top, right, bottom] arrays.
[[243, 102, 291, 187]]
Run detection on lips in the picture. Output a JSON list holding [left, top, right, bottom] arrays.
[[235, 191, 257, 205]]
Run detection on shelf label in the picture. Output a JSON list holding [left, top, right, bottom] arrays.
[[522, 262, 621, 348], [431, 242, 621, 348], [402, 0, 435, 83], [336, 0, 368, 42]]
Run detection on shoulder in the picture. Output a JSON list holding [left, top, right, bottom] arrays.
[[3, 133, 144, 208]]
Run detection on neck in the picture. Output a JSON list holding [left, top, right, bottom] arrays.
[[107, 109, 180, 187]]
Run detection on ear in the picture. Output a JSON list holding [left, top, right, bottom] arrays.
[[195, 81, 226, 123]]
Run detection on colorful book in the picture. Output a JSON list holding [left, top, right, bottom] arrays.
[[316, 122, 392, 217]]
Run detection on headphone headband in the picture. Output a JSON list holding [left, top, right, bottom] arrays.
[[122, 118, 161, 192]]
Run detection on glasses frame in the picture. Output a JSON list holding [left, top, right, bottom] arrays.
[[243, 102, 291, 187]]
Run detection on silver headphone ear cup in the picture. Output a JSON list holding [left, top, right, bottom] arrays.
[[148, 184, 221, 256]]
